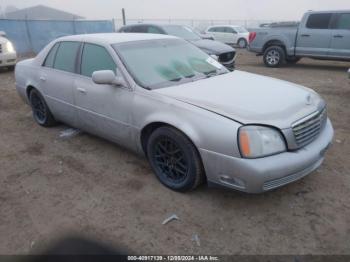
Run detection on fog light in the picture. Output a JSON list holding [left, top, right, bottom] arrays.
[[220, 175, 246, 189]]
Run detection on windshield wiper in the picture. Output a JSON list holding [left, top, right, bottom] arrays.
[[185, 74, 196, 78], [203, 70, 219, 78], [169, 77, 183, 82]]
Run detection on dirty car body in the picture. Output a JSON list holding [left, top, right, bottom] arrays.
[[15, 33, 334, 193]]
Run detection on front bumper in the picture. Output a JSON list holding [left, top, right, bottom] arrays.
[[221, 54, 236, 71], [200, 119, 334, 193], [0, 52, 17, 67]]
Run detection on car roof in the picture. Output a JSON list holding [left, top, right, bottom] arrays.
[[306, 10, 350, 14], [57, 33, 177, 44], [120, 23, 190, 29], [208, 25, 243, 28]]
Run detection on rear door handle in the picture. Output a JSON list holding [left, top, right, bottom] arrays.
[[301, 34, 310, 37], [77, 87, 87, 94], [333, 35, 344, 38], [39, 76, 46, 82]]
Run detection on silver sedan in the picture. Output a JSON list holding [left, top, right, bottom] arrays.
[[15, 33, 334, 193]]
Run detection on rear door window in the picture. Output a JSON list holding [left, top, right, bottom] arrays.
[[80, 43, 116, 77], [53, 41, 80, 73], [224, 27, 235, 33], [306, 13, 332, 29], [43, 42, 59, 67], [334, 13, 350, 30]]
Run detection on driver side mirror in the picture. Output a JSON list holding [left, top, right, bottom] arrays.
[[92, 70, 127, 87]]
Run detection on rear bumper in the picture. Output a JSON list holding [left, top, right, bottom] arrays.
[[0, 52, 17, 67], [200, 119, 334, 193]]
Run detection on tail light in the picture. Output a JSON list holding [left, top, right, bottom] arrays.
[[249, 32, 257, 44]]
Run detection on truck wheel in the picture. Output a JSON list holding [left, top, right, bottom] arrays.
[[237, 38, 247, 48], [147, 126, 204, 192], [286, 57, 301, 64], [263, 46, 286, 68]]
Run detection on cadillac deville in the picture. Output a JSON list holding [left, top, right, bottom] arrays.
[[15, 33, 334, 193]]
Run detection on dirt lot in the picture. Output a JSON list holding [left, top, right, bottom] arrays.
[[0, 50, 349, 255]]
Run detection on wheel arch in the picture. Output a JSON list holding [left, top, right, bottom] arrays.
[[263, 39, 287, 54], [26, 84, 36, 99], [237, 37, 247, 43], [140, 121, 200, 157]]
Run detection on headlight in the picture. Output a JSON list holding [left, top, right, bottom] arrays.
[[238, 126, 286, 158], [6, 41, 15, 53], [210, 54, 219, 61]]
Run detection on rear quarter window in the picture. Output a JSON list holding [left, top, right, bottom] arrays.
[[306, 13, 332, 29], [43, 43, 59, 67]]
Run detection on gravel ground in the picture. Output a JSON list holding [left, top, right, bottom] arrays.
[[0, 50, 349, 255]]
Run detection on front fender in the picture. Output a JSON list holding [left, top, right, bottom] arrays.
[[135, 92, 242, 158]]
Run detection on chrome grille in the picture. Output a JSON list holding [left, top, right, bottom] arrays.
[[219, 51, 235, 63], [292, 108, 327, 147], [263, 159, 322, 191]]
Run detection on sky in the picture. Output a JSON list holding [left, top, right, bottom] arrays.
[[0, 0, 349, 21]]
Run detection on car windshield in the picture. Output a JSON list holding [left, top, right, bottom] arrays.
[[162, 25, 201, 41], [113, 39, 228, 89], [234, 27, 248, 33]]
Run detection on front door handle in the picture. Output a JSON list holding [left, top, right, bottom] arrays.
[[77, 88, 87, 94], [39, 76, 46, 82], [301, 34, 310, 37], [333, 35, 344, 38]]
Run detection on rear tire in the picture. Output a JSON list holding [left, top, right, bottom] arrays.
[[237, 38, 248, 48], [29, 89, 57, 127], [146, 127, 204, 192], [263, 46, 286, 68]]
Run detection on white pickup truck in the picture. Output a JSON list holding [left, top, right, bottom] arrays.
[[0, 31, 17, 70], [249, 10, 350, 67]]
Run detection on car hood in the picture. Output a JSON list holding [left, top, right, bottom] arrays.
[[153, 70, 325, 129], [190, 39, 235, 55]]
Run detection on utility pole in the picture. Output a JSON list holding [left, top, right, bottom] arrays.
[[122, 8, 126, 26]]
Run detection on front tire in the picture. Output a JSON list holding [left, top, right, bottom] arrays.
[[237, 38, 247, 48], [263, 46, 286, 68], [29, 89, 57, 127], [147, 127, 204, 192]]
